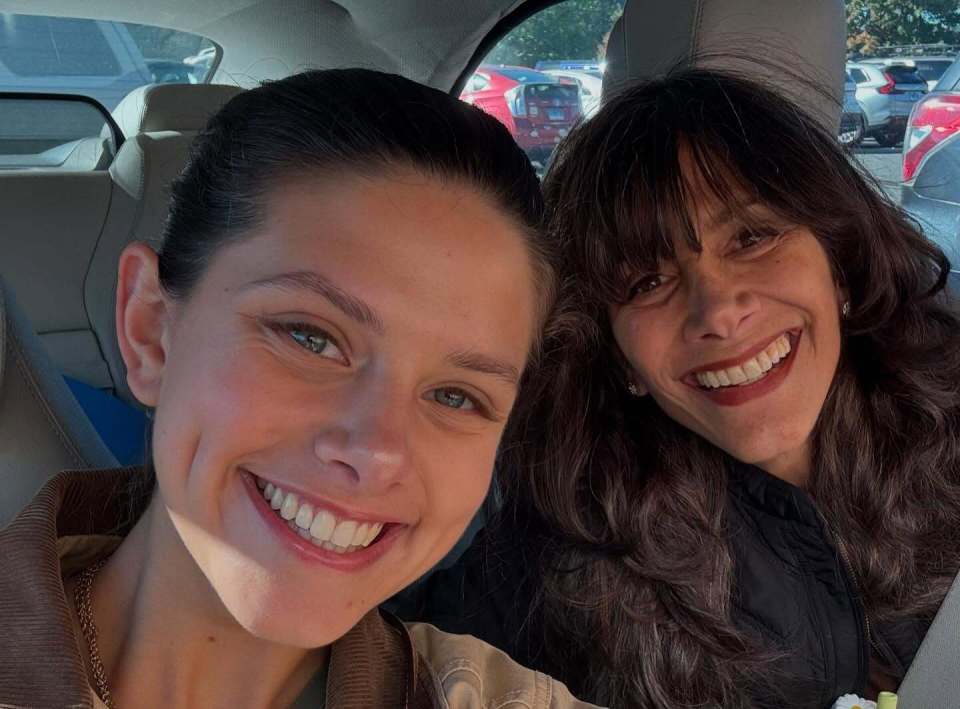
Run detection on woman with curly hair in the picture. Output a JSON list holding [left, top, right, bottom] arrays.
[[408, 69, 960, 708]]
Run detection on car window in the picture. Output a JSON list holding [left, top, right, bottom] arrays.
[[850, 67, 869, 83], [0, 16, 120, 77], [847, 1, 960, 270], [0, 95, 119, 170], [915, 59, 951, 82], [0, 14, 220, 109], [885, 65, 925, 84], [460, 0, 625, 174]]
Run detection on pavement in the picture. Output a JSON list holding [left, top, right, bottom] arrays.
[[852, 139, 902, 202]]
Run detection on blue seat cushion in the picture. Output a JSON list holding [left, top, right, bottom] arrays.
[[63, 376, 147, 466]]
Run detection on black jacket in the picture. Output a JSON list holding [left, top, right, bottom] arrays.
[[398, 464, 930, 708]]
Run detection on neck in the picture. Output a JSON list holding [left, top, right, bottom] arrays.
[[756, 442, 811, 488], [86, 498, 328, 708]]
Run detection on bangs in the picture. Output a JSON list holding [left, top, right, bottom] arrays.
[[544, 68, 860, 309], [572, 128, 769, 305]]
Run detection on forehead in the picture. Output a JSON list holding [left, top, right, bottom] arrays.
[[205, 170, 539, 357]]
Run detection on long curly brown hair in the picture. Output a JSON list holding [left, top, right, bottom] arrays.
[[496, 69, 960, 707]]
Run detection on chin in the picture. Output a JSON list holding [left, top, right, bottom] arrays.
[[225, 589, 365, 648]]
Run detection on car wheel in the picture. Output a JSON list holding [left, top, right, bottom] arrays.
[[875, 130, 902, 148], [838, 126, 863, 146]]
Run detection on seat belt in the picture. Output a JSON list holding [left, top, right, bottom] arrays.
[[896, 570, 960, 708]]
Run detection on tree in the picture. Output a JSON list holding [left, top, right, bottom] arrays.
[[486, 0, 624, 67], [847, 0, 960, 55]]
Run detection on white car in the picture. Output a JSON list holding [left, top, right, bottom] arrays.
[[544, 68, 603, 118]]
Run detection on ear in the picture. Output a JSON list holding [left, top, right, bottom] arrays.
[[116, 243, 173, 408]]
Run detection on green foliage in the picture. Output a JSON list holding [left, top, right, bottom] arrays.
[[847, 0, 960, 55], [486, 0, 625, 66]]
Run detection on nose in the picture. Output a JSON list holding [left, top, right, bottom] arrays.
[[312, 381, 410, 492], [682, 267, 760, 342]]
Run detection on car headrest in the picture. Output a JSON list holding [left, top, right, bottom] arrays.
[[603, 0, 846, 130], [0, 278, 116, 528], [111, 83, 244, 138]]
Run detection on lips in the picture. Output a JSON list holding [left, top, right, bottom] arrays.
[[683, 330, 801, 407], [242, 472, 404, 570]]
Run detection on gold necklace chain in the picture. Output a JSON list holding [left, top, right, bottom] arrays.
[[75, 558, 116, 709]]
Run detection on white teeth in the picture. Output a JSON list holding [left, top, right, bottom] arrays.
[[742, 359, 762, 378], [295, 503, 314, 530], [255, 477, 389, 553], [280, 493, 299, 521], [352, 523, 370, 547], [331, 520, 358, 548], [310, 510, 337, 542], [364, 523, 383, 546], [694, 334, 793, 390], [727, 365, 747, 385]]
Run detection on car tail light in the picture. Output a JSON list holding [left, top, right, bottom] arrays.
[[504, 85, 526, 117], [902, 93, 960, 181], [878, 72, 896, 95]]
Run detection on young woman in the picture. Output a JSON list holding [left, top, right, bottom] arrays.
[[0, 69, 596, 709], [408, 70, 960, 708]]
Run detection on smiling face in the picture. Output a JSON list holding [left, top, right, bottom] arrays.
[[118, 169, 539, 647], [609, 179, 844, 485]]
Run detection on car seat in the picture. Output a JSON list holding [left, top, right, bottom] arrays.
[[603, 0, 846, 132], [0, 277, 116, 528]]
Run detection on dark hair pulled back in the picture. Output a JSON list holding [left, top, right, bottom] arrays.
[[499, 68, 960, 707], [158, 68, 550, 311]]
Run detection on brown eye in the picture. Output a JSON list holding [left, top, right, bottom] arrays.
[[627, 274, 664, 300], [735, 226, 782, 253]]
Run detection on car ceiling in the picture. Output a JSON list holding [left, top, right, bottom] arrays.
[[0, 0, 529, 91]]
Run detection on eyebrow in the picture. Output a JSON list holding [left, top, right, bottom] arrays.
[[446, 350, 521, 387], [243, 270, 385, 334]]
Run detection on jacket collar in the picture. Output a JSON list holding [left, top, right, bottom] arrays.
[[0, 468, 438, 708], [728, 461, 824, 529]]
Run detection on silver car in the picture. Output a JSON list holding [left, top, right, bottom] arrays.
[[847, 61, 928, 147], [839, 72, 866, 146]]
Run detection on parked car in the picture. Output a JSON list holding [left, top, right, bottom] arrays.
[[900, 130, 960, 267], [543, 68, 603, 118], [847, 61, 928, 146], [862, 56, 955, 92], [460, 65, 581, 163], [839, 71, 866, 146], [901, 56, 960, 267]]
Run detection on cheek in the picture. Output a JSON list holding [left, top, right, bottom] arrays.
[[611, 309, 668, 380], [418, 439, 496, 539]]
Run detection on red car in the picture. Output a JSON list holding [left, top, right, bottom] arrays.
[[460, 65, 581, 163]]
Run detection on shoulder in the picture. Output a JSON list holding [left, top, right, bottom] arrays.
[[407, 621, 602, 709]]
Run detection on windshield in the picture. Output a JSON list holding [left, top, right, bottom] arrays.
[[0, 13, 219, 111]]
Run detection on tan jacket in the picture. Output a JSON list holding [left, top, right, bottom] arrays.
[[0, 468, 598, 709]]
